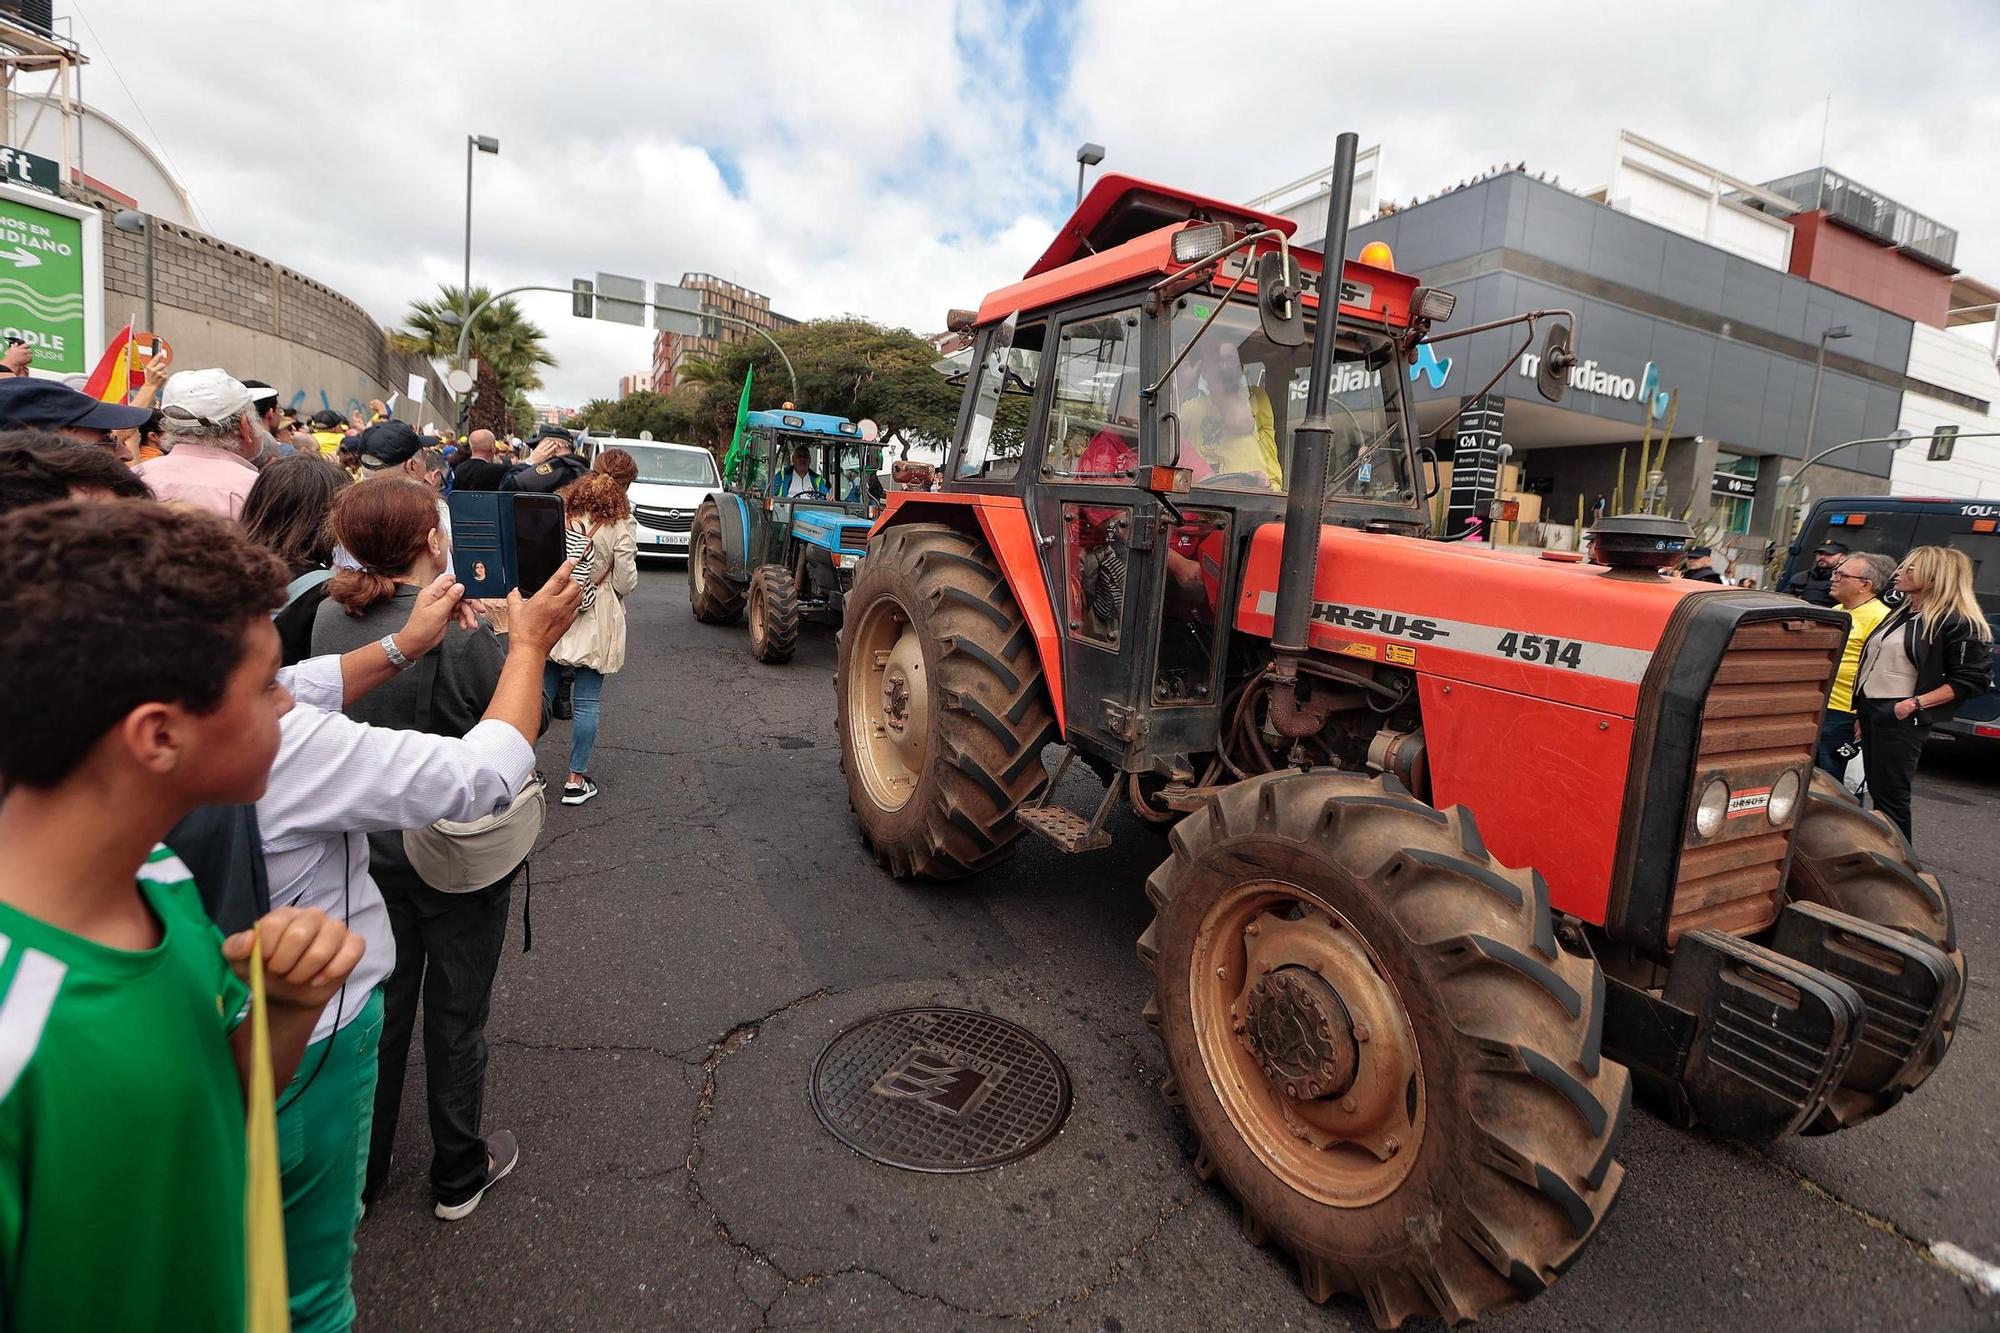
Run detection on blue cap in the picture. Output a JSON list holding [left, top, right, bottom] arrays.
[[0, 376, 154, 432]]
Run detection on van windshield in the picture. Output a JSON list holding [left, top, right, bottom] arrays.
[[623, 445, 719, 486]]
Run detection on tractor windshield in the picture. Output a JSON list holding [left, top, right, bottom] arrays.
[[768, 433, 884, 504], [1168, 299, 1410, 504]]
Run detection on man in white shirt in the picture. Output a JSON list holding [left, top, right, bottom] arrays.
[[255, 563, 579, 1328], [778, 443, 825, 499]]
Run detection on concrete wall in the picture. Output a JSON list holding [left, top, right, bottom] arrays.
[[91, 198, 454, 427]]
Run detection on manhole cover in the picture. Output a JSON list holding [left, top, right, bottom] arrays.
[[809, 1007, 1072, 1173]]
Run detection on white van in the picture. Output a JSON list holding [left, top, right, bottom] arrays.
[[601, 438, 723, 559]]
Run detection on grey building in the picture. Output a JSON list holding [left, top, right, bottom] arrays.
[[1347, 171, 1926, 568]]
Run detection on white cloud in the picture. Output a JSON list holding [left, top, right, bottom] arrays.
[[63, 0, 2000, 405]]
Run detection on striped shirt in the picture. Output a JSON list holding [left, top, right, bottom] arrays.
[[566, 523, 598, 611]]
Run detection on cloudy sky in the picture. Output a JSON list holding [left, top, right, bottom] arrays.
[[64, 0, 2000, 406]]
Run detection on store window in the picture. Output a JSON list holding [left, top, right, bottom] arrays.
[[1710, 452, 1759, 536]]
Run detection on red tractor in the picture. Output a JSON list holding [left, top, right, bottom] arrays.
[[834, 135, 1963, 1326]]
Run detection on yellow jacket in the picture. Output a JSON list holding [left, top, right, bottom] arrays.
[[1179, 386, 1281, 485], [1830, 597, 1891, 714]]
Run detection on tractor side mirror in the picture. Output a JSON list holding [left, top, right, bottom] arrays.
[[1536, 323, 1575, 403], [890, 459, 937, 490], [1255, 251, 1307, 348]]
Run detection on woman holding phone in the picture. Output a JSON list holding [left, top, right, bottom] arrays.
[[542, 449, 639, 806], [309, 478, 545, 1222]]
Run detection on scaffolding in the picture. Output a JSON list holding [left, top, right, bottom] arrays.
[[0, 14, 86, 189]]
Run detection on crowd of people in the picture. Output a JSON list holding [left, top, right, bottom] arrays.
[[0, 367, 641, 1332]]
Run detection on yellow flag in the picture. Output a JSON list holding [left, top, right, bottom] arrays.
[[245, 935, 291, 1333]]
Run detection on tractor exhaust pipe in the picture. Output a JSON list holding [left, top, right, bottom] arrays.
[[1270, 130, 1359, 679]]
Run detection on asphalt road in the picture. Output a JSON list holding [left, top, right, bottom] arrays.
[[355, 564, 2000, 1331]]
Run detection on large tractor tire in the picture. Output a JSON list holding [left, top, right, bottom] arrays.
[[1784, 769, 1964, 1133], [688, 499, 745, 625], [835, 521, 1056, 879], [747, 564, 800, 664], [1143, 770, 1629, 1328]]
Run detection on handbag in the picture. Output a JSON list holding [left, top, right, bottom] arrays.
[[400, 649, 546, 893]]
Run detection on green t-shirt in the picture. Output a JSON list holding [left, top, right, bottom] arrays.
[[0, 845, 249, 1333]]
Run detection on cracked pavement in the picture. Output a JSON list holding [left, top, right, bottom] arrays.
[[353, 568, 2000, 1331]]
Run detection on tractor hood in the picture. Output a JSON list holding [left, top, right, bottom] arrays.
[[1232, 523, 1772, 717], [789, 507, 874, 555]]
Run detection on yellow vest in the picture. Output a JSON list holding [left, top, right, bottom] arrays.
[[1179, 386, 1282, 486], [1830, 597, 1890, 714]]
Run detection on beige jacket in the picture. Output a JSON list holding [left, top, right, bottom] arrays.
[[553, 518, 638, 672]]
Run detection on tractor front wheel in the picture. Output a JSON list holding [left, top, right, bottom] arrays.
[[747, 564, 800, 664], [835, 522, 1056, 879], [688, 499, 745, 625], [1143, 771, 1629, 1327], [1785, 769, 1964, 1132]]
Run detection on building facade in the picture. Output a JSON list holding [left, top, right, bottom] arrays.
[[1331, 133, 1996, 577], [647, 273, 796, 392]]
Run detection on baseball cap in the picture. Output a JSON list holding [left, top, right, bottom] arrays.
[[309, 408, 344, 430], [0, 376, 152, 432], [240, 377, 280, 407], [1687, 546, 1712, 558], [357, 420, 422, 470], [160, 369, 255, 426], [1815, 540, 1850, 556]]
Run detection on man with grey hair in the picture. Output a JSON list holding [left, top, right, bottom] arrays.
[[131, 368, 262, 518], [1817, 550, 1895, 777]]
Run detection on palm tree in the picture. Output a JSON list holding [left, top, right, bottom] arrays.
[[394, 284, 556, 400], [674, 356, 727, 387]]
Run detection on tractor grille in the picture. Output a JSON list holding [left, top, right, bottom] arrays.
[[634, 505, 693, 533], [1667, 618, 1845, 945], [839, 526, 870, 552]]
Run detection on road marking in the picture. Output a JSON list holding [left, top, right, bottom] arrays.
[[1929, 1241, 2000, 1295]]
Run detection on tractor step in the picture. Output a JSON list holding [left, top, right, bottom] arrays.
[[1770, 902, 1960, 1101], [1016, 802, 1112, 853], [1014, 747, 1119, 854], [1663, 928, 1865, 1141]]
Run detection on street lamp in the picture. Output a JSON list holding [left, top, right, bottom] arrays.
[[112, 209, 153, 333], [464, 134, 500, 297], [1075, 141, 1105, 206], [1799, 323, 1851, 460]]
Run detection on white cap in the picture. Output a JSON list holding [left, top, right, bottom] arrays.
[[160, 368, 254, 426]]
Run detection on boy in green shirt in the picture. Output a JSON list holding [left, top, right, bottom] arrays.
[[0, 499, 364, 1332]]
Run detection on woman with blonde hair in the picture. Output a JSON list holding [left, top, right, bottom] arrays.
[[1852, 545, 1993, 844], [543, 449, 639, 805]]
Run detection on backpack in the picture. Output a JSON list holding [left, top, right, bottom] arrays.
[[281, 567, 333, 612]]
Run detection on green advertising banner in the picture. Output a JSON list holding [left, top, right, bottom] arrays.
[[0, 194, 85, 374]]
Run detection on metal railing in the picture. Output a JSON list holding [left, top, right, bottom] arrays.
[[1760, 166, 1957, 267]]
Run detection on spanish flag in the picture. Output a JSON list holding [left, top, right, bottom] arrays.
[[81, 322, 137, 403]]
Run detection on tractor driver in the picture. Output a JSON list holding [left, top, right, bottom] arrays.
[[779, 443, 827, 499], [1174, 330, 1282, 491]]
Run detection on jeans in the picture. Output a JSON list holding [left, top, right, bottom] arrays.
[[1816, 707, 1859, 779], [1856, 696, 1929, 848], [278, 988, 384, 1333], [365, 862, 517, 1206], [543, 662, 604, 774]]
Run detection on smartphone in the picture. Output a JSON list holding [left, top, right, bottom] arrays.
[[448, 491, 566, 598]]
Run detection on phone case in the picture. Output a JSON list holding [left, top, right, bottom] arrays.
[[447, 492, 565, 598]]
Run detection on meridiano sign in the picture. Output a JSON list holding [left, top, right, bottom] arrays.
[[0, 183, 99, 376], [1517, 350, 1669, 420]]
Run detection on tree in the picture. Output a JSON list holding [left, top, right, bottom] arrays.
[[697, 319, 960, 448], [467, 358, 513, 437], [394, 284, 556, 404]]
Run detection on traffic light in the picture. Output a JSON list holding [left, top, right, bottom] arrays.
[[1928, 424, 1959, 462], [571, 278, 595, 319]]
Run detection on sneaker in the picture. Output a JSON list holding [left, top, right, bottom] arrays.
[[562, 776, 598, 806], [434, 1130, 519, 1221]]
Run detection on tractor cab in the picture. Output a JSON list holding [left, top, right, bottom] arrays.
[[688, 408, 884, 663]]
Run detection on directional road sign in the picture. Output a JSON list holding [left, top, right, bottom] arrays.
[[652, 283, 702, 335], [595, 272, 646, 327]]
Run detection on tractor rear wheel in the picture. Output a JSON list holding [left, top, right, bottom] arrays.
[[1785, 769, 1964, 1133], [747, 564, 800, 663], [688, 499, 744, 625], [835, 521, 1056, 879], [1143, 771, 1629, 1328]]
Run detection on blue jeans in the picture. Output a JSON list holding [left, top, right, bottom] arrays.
[[1816, 707, 1858, 778], [543, 662, 604, 774]]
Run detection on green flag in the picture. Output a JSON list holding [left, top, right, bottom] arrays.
[[722, 365, 755, 483]]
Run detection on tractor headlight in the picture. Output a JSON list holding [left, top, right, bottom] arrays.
[[1767, 769, 1802, 826], [836, 552, 860, 569], [1694, 778, 1730, 838]]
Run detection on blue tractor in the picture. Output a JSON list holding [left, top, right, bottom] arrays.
[[687, 409, 885, 663]]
